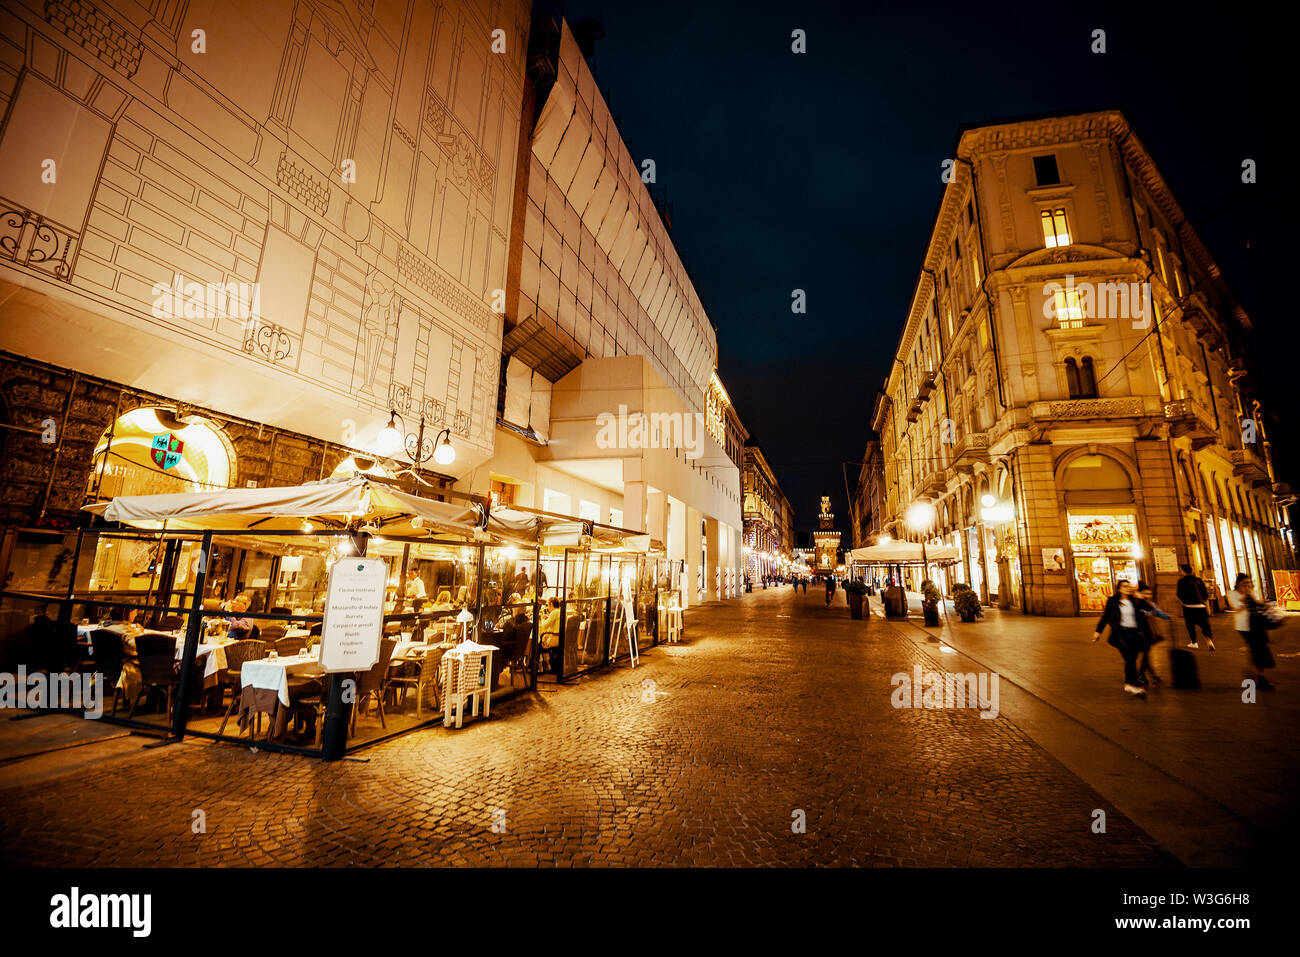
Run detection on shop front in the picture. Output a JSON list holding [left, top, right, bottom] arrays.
[[1069, 511, 1141, 613]]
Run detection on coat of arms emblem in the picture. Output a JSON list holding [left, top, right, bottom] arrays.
[[150, 433, 184, 470]]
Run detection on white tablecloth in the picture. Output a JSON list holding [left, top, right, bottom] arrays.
[[240, 654, 325, 706]]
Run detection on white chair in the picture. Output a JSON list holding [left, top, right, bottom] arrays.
[[609, 600, 639, 667], [441, 647, 492, 728], [664, 605, 683, 644]]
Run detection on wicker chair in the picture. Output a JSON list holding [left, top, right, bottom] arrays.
[[259, 624, 287, 642], [387, 645, 448, 718], [275, 636, 307, 656], [349, 637, 397, 734], [126, 633, 179, 719], [84, 629, 131, 712], [215, 639, 267, 735]]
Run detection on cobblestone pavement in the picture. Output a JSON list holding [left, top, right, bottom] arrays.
[[0, 587, 1175, 866]]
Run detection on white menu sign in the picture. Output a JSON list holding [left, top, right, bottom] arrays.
[[319, 558, 388, 673]]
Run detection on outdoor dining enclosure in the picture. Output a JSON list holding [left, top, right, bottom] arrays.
[[0, 474, 682, 759]]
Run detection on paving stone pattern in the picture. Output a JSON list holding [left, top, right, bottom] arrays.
[[0, 587, 1173, 866]]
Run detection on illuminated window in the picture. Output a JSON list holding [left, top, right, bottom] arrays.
[[978, 318, 990, 350], [1040, 208, 1070, 248], [1053, 288, 1086, 328], [946, 308, 954, 337], [971, 251, 981, 287]]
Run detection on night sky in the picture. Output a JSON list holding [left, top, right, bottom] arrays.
[[564, 0, 1292, 537]]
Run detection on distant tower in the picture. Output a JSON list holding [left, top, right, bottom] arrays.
[[812, 495, 840, 573]]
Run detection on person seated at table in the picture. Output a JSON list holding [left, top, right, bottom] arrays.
[[224, 594, 256, 640], [433, 589, 452, 609], [537, 598, 561, 670]]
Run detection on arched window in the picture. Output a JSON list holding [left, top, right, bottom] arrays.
[[1079, 357, 1098, 398], [89, 407, 235, 499], [1065, 358, 1081, 398]]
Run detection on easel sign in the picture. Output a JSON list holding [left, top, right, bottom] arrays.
[[319, 557, 388, 674]]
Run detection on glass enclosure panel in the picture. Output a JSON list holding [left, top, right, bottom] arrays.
[[560, 596, 608, 679]]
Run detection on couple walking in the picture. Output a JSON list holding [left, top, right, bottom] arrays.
[[1092, 579, 1167, 696]]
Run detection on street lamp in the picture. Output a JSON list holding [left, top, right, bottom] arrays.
[[378, 409, 456, 468], [906, 500, 937, 586]]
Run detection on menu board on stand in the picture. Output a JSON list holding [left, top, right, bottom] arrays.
[[319, 558, 388, 673]]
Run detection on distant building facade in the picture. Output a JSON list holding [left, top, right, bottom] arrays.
[[742, 441, 793, 580], [873, 110, 1294, 615], [812, 495, 840, 574], [848, 439, 884, 548]]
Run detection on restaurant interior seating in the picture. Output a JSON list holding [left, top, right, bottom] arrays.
[[259, 624, 286, 642], [156, 614, 184, 631]]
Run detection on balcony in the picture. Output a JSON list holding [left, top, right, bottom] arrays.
[[1229, 447, 1270, 488], [917, 468, 946, 499], [1029, 396, 1152, 421], [905, 399, 922, 422], [916, 369, 937, 402], [1164, 398, 1217, 450], [950, 431, 989, 473]]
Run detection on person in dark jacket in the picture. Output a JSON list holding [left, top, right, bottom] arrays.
[[1175, 564, 1215, 650], [1134, 583, 1168, 686], [1091, 579, 1152, 696]]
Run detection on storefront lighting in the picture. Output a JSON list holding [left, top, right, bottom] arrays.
[[300, 519, 314, 533], [1132, 544, 1144, 560]]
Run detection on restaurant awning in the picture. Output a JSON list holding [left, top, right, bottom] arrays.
[[85, 474, 656, 553], [84, 473, 486, 540], [846, 543, 960, 565]]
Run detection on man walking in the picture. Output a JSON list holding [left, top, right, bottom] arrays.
[[1176, 564, 1215, 650]]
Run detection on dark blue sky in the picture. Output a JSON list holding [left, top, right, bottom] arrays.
[[564, 0, 1291, 535]]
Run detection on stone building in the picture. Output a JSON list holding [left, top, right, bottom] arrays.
[[1, 0, 530, 525], [741, 440, 792, 581], [848, 439, 884, 549], [872, 110, 1294, 615]]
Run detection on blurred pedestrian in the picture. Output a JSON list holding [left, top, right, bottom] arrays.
[[1176, 564, 1214, 650], [1135, 582, 1169, 686], [1092, 579, 1151, 697], [1228, 573, 1276, 691]]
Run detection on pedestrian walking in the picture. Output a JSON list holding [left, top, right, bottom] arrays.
[[801, 577, 807, 594], [1091, 579, 1152, 697], [824, 575, 836, 606], [1134, 583, 1169, 686], [1176, 564, 1215, 650], [1227, 573, 1277, 691]]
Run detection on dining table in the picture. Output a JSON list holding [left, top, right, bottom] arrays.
[[235, 651, 326, 741]]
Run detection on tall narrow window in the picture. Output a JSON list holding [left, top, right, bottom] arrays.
[[1041, 208, 1070, 247], [1033, 154, 1060, 185], [971, 250, 981, 287], [1079, 356, 1098, 397], [1053, 288, 1086, 328], [1065, 358, 1081, 398]]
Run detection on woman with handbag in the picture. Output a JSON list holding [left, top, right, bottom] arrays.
[[1228, 573, 1276, 691], [1092, 579, 1153, 697]]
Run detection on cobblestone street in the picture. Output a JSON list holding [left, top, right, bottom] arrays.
[[0, 587, 1177, 867]]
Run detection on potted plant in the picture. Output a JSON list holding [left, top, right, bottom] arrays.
[[843, 579, 868, 620], [921, 579, 942, 625], [953, 582, 982, 622]]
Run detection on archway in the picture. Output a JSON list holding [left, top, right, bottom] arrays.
[[1058, 451, 1138, 612], [88, 407, 235, 499]]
